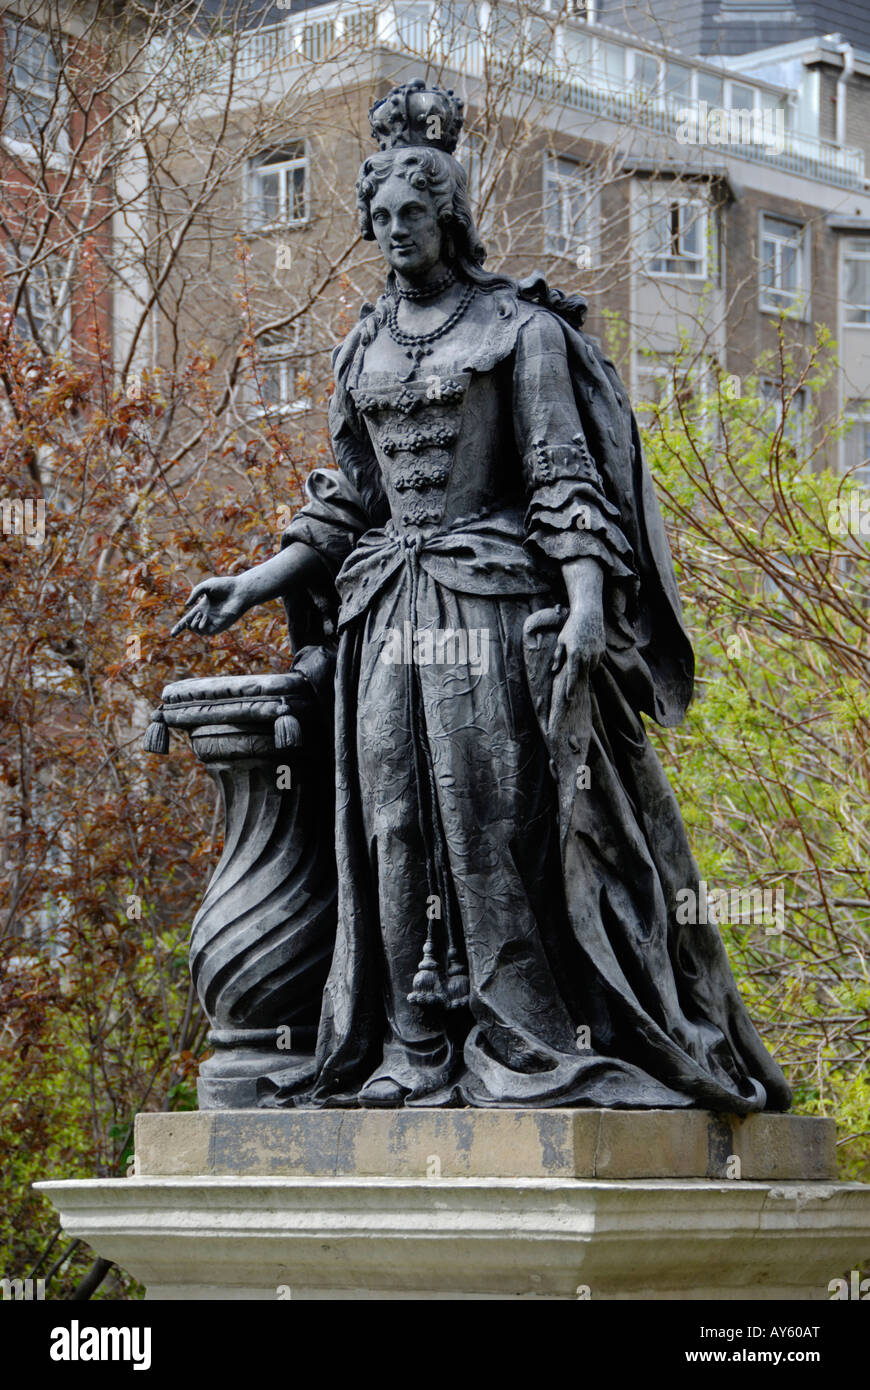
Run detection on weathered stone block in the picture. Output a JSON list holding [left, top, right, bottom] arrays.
[[133, 1108, 836, 1181]]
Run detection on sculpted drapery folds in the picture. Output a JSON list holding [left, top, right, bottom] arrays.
[[176, 81, 791, 1113]]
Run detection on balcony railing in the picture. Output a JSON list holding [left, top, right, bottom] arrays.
[[216, 4, 864, 191], [520, 65, 865, 190]]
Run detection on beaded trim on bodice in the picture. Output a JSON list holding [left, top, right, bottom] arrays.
[[341, 292, 540, 535], [350, 371, 472, 531]]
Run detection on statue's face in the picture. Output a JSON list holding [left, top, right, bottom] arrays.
[[370, 174, 443, 278]]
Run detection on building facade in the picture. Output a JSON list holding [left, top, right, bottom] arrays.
[[7, 2, 870, 476], [0, 5, 115, 366], [144, 1, 870, 477]]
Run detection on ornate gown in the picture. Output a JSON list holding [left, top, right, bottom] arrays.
[[270, 278, 791, 1112]]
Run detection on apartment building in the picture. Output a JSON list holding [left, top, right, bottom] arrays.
[[127, 0, 870, 479], [3, 2, 865, 472]]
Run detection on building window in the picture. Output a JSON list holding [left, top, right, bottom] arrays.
[[843, 240, 870, 325], [636, 353, 712, 423], [250, 332, 310, 418], [596, 40, 625, 91], [544, 155, 596, 262], [262, 346, 298, 412], [459, 129, 482, 220], [729, 80, 756, 110], [2, 19, 63, 148], [559, 28, 591, 75], [636, 355, 681, 415], [249, 143, 308, 229], [639, 190, 707, 278], [458, 129, 494, 240], [696, 72, 723, 108], [391, 2, 434, 50], [664, 62, 692, 105], [844, 403, 870, 485], [630, 51, 660, 96], [760, 214, 806, 314]]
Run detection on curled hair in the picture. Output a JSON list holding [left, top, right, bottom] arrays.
[[356, 146, 488, 278], [355, 145, 588, 327]]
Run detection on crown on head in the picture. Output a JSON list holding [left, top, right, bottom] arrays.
[[369, 79, 464, 155]]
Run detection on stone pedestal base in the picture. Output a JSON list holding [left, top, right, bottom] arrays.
[[36, 1110, 870, 1301], [151, 668, 337, 1110]]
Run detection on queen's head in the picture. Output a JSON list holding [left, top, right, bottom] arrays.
[[355, 80, 486, 281]]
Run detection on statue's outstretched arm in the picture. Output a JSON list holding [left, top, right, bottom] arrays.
[[170, 542, 327, 638], [173, 334, 383, 643]]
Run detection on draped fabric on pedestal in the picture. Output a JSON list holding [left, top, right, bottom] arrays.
[[259, 286, 791, 1113]]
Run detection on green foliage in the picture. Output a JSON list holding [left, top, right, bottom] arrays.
[[641, 326, 870, 1181]]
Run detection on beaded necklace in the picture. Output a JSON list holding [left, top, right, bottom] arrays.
[[396, 269, 457, 301], [386, 282, 476, 368]]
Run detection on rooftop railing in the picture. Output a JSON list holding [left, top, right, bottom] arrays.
[[218, 3, 865, 191]]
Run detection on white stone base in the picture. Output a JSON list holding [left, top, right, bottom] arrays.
[[36, 1174, 870, 1300]]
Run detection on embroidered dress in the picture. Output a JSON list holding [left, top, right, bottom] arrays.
[[267, 284, 791, 1111]]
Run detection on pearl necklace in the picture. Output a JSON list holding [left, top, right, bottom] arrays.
[[396, 269, 457, 301]]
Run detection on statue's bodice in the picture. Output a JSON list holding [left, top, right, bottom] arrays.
[[342, 288, 535, 536], [350, 366, 522, 534]]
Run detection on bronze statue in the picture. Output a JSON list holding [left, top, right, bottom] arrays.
[[171, 81, 790, 1113]]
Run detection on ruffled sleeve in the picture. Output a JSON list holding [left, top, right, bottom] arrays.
[[280, 465, 372, 578], [512, 309, 637, 594]]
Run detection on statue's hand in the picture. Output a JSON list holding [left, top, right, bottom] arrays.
[[552, 604, 606, 694], [171, 574, 250, 637]]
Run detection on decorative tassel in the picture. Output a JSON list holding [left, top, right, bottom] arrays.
[[407, 927, 446, 1006], [445, 947, 469, 1009], [274, 703, 302, 750], [143, 708, 169, 754]]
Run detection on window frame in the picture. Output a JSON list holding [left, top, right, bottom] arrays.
[[843, 402, 870, 485], [248, 328, 312, 420], [639, 187, 709, 280], [543, 153, 598, 265], [2, 17, 68, 159], [3, 244, 71, 352], [760, 377, 808, 455], [634, 352, 714, 437], [385, 1, 435, 49], [458, 128, 493, 237], [593, 39, 625, 92], [247, 142, 309, 232], [628, 49, 662, 99], [843, 238, 870, 327], [695, 70, 724, 109], [759, 212, 809, 318], [664, 60, 692, 106]]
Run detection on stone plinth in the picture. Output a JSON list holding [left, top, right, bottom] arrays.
[[36, 1108, 870, 1300], [134, 1108, 836, 1182]]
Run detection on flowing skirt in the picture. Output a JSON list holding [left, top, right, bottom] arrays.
[[291, 560, 789, 1111]]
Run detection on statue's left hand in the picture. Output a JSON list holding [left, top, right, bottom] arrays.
[[552, 605, 606, 695]]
